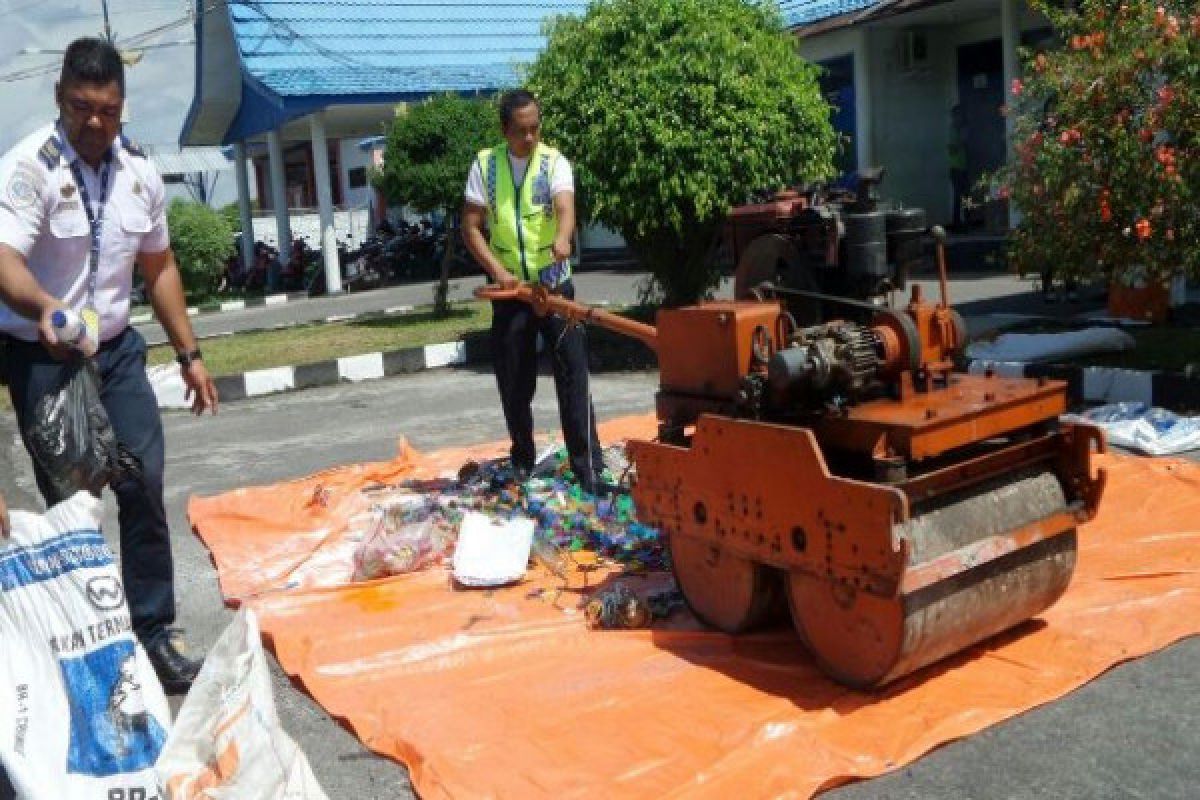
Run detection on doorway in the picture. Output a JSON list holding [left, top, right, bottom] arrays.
[[955, 39, 1005, 194]]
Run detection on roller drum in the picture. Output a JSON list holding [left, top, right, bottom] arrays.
[[788, 468, 1076, 688], [671, 534, 784, 634]]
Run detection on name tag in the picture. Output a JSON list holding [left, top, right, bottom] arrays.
[[539, 260, 571, 290]]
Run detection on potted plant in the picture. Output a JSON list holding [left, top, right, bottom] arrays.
[[999, 0, 1197, 322]]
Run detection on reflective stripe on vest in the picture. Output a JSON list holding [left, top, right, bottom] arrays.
[[478, 143, 559, 280]]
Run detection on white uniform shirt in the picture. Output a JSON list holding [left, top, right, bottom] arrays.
[[464, 150, 574, 207], [0, 123, 169, 342]]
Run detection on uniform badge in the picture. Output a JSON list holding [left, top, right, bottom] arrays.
[[532, 175, 551, 208], [6, 167, 39, 209], [81, 306, 100, 343], [61, 183, 77, 198]]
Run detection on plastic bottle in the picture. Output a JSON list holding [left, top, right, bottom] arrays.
[[50, 309, 98, 357]]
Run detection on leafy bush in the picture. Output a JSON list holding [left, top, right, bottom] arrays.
[[377, 94, 499, 312], [526, 0, 836, 305], [218, 200, 257, 235], [376, 94, 499, 213], [167, 199, 233, 300], [1002, 0, 1198, 287]]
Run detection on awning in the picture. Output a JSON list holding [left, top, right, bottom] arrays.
[[144, 145, 234, 177]]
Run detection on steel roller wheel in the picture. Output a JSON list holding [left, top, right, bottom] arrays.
[[787, 468, 1078, 689], [670, 534, 782, 634]]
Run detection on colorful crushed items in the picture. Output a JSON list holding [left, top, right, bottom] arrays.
[[348, 443, 668, 584], [351, 492, 460, 581], [583, 583, 686, 630]]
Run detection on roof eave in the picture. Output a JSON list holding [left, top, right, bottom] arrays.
[[791, 0, 952, 37]]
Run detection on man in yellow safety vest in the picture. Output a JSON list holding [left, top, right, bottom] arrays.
[[462, 89, 604, 492]]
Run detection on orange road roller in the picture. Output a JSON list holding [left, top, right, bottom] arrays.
[[476, 230, 1105, 689]]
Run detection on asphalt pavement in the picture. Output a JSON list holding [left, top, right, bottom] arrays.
[[5, 270, 1196, 798]]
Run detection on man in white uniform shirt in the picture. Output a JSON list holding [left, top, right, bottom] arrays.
[[0, 37, 217, 694]]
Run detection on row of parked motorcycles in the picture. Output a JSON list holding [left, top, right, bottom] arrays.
[[225, 218, 470, 297]]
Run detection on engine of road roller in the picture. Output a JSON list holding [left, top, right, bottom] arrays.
[[626, 280, 1107, 689]]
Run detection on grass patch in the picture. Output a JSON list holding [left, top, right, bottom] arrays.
[[147, 302, 492, 376]]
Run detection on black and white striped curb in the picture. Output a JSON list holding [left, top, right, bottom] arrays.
[[968, 360, 1200, 409], [152, 336, 489, 409], [150, 301, 620, 409], [130, 291, 310, 325]]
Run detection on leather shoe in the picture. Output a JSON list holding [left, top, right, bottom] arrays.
[[144, 631, 203, 695]]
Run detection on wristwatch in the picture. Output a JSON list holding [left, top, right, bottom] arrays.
[[175, 348, 203, 368]]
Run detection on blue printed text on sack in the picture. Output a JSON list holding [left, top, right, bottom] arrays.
[[48, 613, 132, 656], [0, 530, 113, 590]]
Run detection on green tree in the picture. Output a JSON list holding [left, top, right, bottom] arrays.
[[218, 201, 242, 234], [1002, 0, 1198, 291], [167, 199, 234, 301], [526, 0, 836, 305], [376, 94, 499, 313], [218, 200, 258, 235]]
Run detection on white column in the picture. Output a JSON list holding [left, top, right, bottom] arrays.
[[1001, 0, 1021, 227], [309, 111, 343, 294], [266, 129, 291, 263], [853, 29, 873, 170], [233, 141, 254, 272]]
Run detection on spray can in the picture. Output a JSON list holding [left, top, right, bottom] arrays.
[[50, 309, 98, 357]]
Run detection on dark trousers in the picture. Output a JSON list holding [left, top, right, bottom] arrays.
[[490, 279, 603, 490], [3, 327, 175, 644], [950, 169, 970, 229]]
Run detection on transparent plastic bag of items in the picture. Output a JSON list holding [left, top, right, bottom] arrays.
[[23, 360, 120, 501], [1066, 402, 1200, 456], [352, 495, 456, 581]]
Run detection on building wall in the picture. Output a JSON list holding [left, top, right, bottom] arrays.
[[338, 139, 377, 211], [864, 25, 957, 224], [797, 7, 1049, 227], [251, 208, 372, 249]]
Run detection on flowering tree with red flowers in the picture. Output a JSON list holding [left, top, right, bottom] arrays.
[[1003, 0, 1198, 289]]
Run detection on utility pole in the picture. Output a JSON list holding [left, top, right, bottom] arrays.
[[101, 0, 114, 43]]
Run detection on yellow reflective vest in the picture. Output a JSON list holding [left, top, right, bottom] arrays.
[[476, 142, 561, 280]]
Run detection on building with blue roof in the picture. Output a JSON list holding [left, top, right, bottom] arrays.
[[786, 0, 1050, 231], [185, 0, 1043, 283], [184, 0, 591, 287]]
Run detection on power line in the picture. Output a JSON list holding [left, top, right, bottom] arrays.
[[0, 1, 219, 83], [0, 62, 60, 84]]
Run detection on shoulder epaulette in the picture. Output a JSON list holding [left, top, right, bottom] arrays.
[[37, 135, 61, 170], [120, 134, 146, 158]]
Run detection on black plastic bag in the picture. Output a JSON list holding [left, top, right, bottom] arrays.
[[23, 359, 120, 501]]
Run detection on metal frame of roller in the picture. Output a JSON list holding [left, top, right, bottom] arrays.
[[629, 408, 1105, 689]]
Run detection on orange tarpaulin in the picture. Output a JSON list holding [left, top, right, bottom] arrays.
[[189, 415, 1200, 799]]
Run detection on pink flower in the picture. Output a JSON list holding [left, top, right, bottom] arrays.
[[1010, 78, 1024, 96]]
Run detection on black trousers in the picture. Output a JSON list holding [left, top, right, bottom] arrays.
[[490, 279, 604, 490], [2, 327, 175, 644], [950, 168, 970, 229]]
